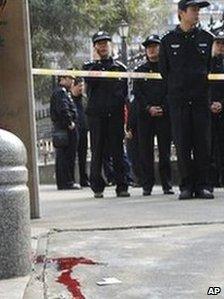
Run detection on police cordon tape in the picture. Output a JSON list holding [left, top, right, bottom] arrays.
[[32, 68, 224, 81]]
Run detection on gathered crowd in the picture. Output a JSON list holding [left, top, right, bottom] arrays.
[[50, 0, 224, 200]]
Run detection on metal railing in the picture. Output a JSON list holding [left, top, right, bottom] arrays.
[[37, 135, 177, 166]]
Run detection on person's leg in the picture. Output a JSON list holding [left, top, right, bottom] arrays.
[[126, 129, 142, 186], [192, 105, 211, 191], [55, 131, 77, 189], [78, 128, 89, 186], [108, 112, 129, 195], [88, 116, 106, 194], [217, 116, 224, 185], [67, 129, 79, 185], [155, 117, 173, 193], [55, 148, 67, 189], [169, 103, 194, 195], [123, 148, 134, 185], [102, 141, 115, 185], [209, 117, 219, 191], [138, 117, 155, 194]]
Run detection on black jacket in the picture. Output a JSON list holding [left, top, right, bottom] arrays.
[[210, 55, 224, 104], [83, 57, 128, 116], [72, 95, 88, 130], [133, 59, 167, 117], [159, 26, 213, 103], [50, 86, 78, 129]]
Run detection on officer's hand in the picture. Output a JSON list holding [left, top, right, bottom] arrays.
[[68, 122, 75, 130], [211, 102, 222, 114], [149, 106, 163, 117], [125, 130, 133, 140]]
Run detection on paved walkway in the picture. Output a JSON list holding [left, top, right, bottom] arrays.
[[1, 185, 224, 298]]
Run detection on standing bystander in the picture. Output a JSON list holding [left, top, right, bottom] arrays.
[[159, 0, 214, 199], [82, 31, 130, 198]]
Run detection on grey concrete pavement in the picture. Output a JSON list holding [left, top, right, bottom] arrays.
[[32, 185, 224, 230], [2, 185, 224, 299], [28, 224, 224, 299]]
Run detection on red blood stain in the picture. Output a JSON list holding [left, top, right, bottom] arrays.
[[53, 257, 97, 299], [34, 256, 98, 298]]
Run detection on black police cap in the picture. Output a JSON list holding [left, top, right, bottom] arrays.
[[178, 0, 210, 10], [92, 31, 112, 44], [214, 31, 224, 41], [142, 35, 161, 48]]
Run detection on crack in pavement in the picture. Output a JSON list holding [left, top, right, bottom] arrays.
[[51, 220, 224, 233]]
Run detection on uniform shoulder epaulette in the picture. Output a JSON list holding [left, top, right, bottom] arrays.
[[201, 28, 215, 38], [83, 60, 95, 70], [52, 86, 66, 98], [163, 30, 172, 36], [59, 87, 67, 95], [114, 60, 127, 70], [134, 60, 146, 71], [161, 29, 174, 39], [83, 60, 94, 65], [162, 27, 179, 41]]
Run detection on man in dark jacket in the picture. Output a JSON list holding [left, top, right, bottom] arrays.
[[50, 75, 79, 190], [71, 77, 90, 187], [82, 31, 130, 198], [159, 0, 214, 199], [209, 31, 224, 189], [133, 35, 173, 196]]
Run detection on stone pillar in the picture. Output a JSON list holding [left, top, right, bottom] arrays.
[[0, 129, 31, 279], [0, 0, 40, 218]]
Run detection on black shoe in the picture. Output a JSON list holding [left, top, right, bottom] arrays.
[[116, 191, 130, 197], [143, 189, 151, 196], [106, 181, 115, 187], [80, 181, 90, 187], [58, 185, 80, 190], [94, 192, 104, 198], [132, 182, 141, 188], [195, 189, 214, 199], [178, 190, 193, 200], [163, 189, 175, 195]]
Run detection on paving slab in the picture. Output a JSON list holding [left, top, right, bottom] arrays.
[[25, 224, 224, 299], [32, 185, 224, 231]]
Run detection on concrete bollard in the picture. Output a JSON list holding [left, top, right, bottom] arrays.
[[0, 129, 31, 279]]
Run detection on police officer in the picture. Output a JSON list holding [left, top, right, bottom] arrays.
[[159, 0, 214, 199], [82, 31, 130, 198], [50, 75, 79, 190], [70, 77, 90, 187], [134, 35, 173, 196], [209, 31, 224, 189]]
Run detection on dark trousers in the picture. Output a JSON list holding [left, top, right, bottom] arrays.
[[102, 146, 133, 184], [102, 150, 115, 183], [169, 102, 211, 191], [88, 112, 128, 193], [78, 128, 89, 185], [126, 129, 142, 185], [210, 114, 224, 187], [55, 129, 78, 188], [138, 116, 172, 191]]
